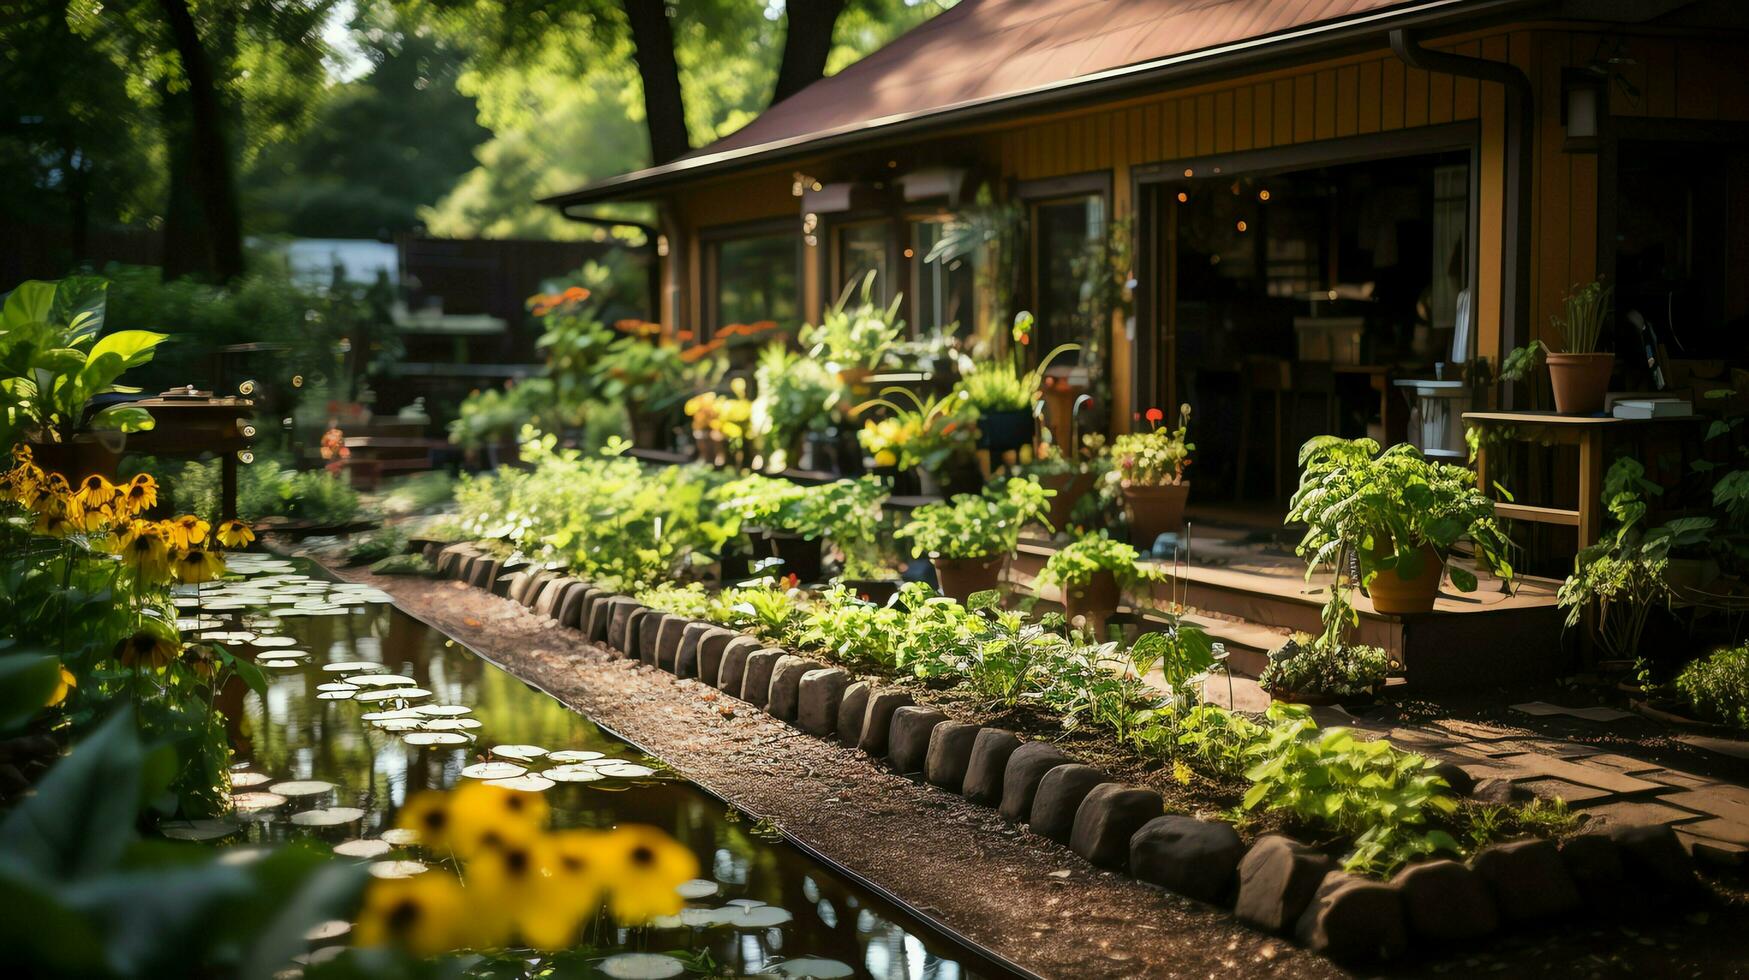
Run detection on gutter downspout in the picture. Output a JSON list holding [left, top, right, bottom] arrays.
[[1389, 29, 1534, 403]]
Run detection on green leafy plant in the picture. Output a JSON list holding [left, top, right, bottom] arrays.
[[1039, 530, 1160, 591], [636, 582, 714, 619], [1289, 436, 1512, 648], [1257, 632, 1392, 700], [1674, 645, 1749, 730], [1557, 459, 1682, 661], [951, 312, 1078, 413], [1, 277, 167, 447], [344, 525, 405, 565], [896, 477, 1053, 560], [854, 386, 978, 475], [794, 585, 905, 673], [1107, 404, 1193, 487], [1552, 279, 1613, 354], [799, 271, 907, 372], [369, 552, 434, 576], [707, 579, 802, 644], [751, 342, 844, 470]]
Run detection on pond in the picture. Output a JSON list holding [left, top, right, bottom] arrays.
[[187, 554, 1006, 979]]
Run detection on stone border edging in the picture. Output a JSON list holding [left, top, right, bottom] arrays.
[[424, 543, 1711, 968]]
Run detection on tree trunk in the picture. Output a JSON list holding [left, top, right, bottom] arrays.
[[620, 0, 690, 166], [156, 0, 244, 281], [771, 0, 847, 107]]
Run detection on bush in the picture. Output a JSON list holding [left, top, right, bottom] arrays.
[[1258, 633, 1392, 699], [126, 455, 361, 526], [1675, 646, 1749, 729]]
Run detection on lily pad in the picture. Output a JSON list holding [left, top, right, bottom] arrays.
[[269, 780, 335, 797], [291, 807, 367, 827], [333, 839, 394, 859], [459, 761, 526, 780], [491, 744, 547, 761], [349, 674, 417, 687], [597, 763, 657, 779], [546, 750, 605, 763], [719, 904, 792, 928], [676, 878, 719, 900], [230, 771, 271, 788], [304, 920, 353, 942], [322, 661, 383, 673], [483, 774, 555, 792], [412, 704, 471, 717], [316, 682, 358, 693], [766, 957, 854, 978], [159, 819, 243, 841], [599, 953, 685, 980], [315, 690, 355, 701], [403, 732, 470, 747], [232, 792, 288, 811], [420, 718, 481, 731], [354, 688, 430, 703], [378, 828, 420, 846], [259, 659, 302, 669], [541, 766, 605, 783], [366, 859, 427, 879], [252, 636, 300, 648], [360, 708, 422, 721]]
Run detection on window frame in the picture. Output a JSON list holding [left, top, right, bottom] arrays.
[[700, 217, 805, 340]]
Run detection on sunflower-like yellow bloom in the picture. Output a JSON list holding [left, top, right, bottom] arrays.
[[172, 545, 225, 584], [1, 459, 44, 507], [166, 514, 211, 550], [117, 521, 173, 584], [114, 629, 177, 671], [215, 518, 255, 549], [32, 496, 76, 537], [72, 474, 118, 511], [463, 832, 570, 950], [67, 498, 114, 534], [601, 824, 699, 925], [444, 782, 549, 859], [46, 666, 76, 707], [117, 473, 158, 516], [393, 790, 453, 854], [353, 873, 474, 958]]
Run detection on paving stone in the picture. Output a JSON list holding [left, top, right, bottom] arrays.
[[1294, 872, 1408, 965], [739, 649, 785, 709], [1029, 764, 1109, 844], [466, 556, 500, 591], [584, 593, 620, 643], [924, 722, 981, 791], [1680, 817, 1749, 847], [504, 568, 537, 603], [489, 564, 521, 597], [1579, 799, 1707, 828], [1493, 753, 1665, 795], [1470, 839, 1580, 923], [1645, 769, 1715, 790], [655, 615, 689, 671], [1235, 836, 1336, 935], [1678, 833, 1748, 870], [1392, 859, 1497, 942], [1677, 734, 1749, 761], [797, 668, 849, 736], [999, 743, 1074, 822], [1470, 776, 1529, 805], [521, 571, 558, 608], [1583, 752, 1667, 774], [675, 622, 712, 678], [715, 636, 761, 698], [887, 706, 948, 774], [767, 656, 824, 721], [835, 681, 871, 748], [696, 629, 739, 687], [637, 611, 666, 665], [1516, 777, 1612, 805], [1129, 815, 1244, 905], [1070, 784, 1161, 870], [1430, 719, 1520, 742], [558, 585, 595, 628], [858, 690, 914, 756], [1659, 788, 1749, 821], [1610, 823, 1703, 899], [961, 729, 1022, 806], [1431, 761, 1475, 796], [435, 544, 475, 579]]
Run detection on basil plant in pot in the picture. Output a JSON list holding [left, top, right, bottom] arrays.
[[1107, 403, 1193, 548], [1037, 530, 1163, 636], [1, 277, 168, 478], [897, 476, 1054, 601], [1289, 435, 1513, 617]]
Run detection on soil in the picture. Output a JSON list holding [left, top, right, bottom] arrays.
[[313, 558, 1749, 979]]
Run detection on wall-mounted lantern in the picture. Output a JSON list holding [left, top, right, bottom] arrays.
[[1561, 67, 1606, 152]]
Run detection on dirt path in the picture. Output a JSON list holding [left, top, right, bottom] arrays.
[[329, 565, 1749, 979]]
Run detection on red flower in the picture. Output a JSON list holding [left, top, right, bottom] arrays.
[[1144, 407, 1164, 424]]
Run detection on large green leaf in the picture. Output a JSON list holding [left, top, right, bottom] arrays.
[[0, 654, 61, 733], [0, 869, 104, 974], [50, 276, 108, 344], [1, 280, 57, 330], [86, 329, 167, 373], [88, 405, 156, 433], [0, 710, 146, 881]]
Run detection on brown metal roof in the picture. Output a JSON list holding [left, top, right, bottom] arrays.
[[545, 0, 1530, 207]]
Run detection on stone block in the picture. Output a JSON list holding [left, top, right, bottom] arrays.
[[887, 706, 948, 774], [675, 622, 712, 678], [637, 611, 667, 665], [1391, 859, 1497, 942], [586, 594, 624, 644], [696, 628, 737, 687], [835, 681, 871, 748], [1129, 815, 1244, 905], [533, 577, 574, 618], [520, 571, 558, 608], [739, 649, 785, 709], [655, 615, 689, 671], [1029, 764, 1108, 844], [558, 585, 595, 629], [1234, 836, 1336, 935], [999, 743, 1073, 822], [961, 729, 1021, 806], [436, 544, 474, 579], [488, 564, 520, 597], [1470, 839, 1580, 923], [767, 656, 824, 721], [716, 636, 761, 697], [1294, 872, 1408, 965], [924, 722, 981, 791], [1069, 783, 1161, 869], [797, 668, 850, 736], [504, 568, 536, 603], [857, 690, 914, 756], [606, 599, 645, 654], [625, 608, 655, 659]]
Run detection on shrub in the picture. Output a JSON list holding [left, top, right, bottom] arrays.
[[1675, 646, 1749, 729], [896, 477, 1053, 560], [1038, 530, 1159, 591], [1257, 633, 1392, 699]]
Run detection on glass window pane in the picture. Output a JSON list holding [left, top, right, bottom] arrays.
[[1034, 195, 1104, 360], [912, 217, 975, 339], [714, 234, 799, 331], [837, 223, 890, 301]]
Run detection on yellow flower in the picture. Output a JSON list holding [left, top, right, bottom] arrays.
[[873, 449, 898, 468], [118, 521, 173, 584], [118, 473, 158, 515], [445, 782, 549, 859], [114, 628, 177, 671], [73, 474, 118, 511], [465, 833, 586, 951], [183, 643, 219, 679], [32, 496, 76, 537], [354, 872, 474, 958], [1, 460, 44, 506], [166, 514, 211, 550], [601, 824, 699, 925], [215, 519, 255, 549], [172, 545, 225, 584], [46, 666, 75, 707], [68, 498, 114, 534], [393, 790, 454, 854]]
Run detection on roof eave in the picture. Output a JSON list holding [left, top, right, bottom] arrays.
[[541, 0, 1546, 209]]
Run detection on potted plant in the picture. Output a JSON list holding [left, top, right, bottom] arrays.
[[951, 311, 1077, 456], [896, 477, 1054, 600], [1289, 436, 1512, 616], [800, 271, 907, 394], [1022, 431, 1108, 531], [1, 277, 167, 479], [684, 383, 754, 469], [1258, 632, 1393, 705], [1511, 279, 1613, 415], [596, 321, 692, 449], [752, 341, 845, 472], [1037, 530, 1162, 635], [854, 386, 979, 496], [1107, 404, 1193, 547]]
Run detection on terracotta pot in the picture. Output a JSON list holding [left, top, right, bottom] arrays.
[[1040, 471, 1094, 531], [1123, 482, 1190, 547], [1546, 352, 1614, 415], [1062, 569, 1119, 635], [931, 554, 1005, 602], [765, 530, 824, 584], [1364, 542, 1444, 614], [27, 434, 124, 481]]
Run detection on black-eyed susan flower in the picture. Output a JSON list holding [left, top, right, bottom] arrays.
[[445, 782, 549, 859], [394, 790, 453, 854], [117, 521, 172, 584], [183, 643, 218, 680], [353, 872, 472, 958], [118, 473, 158, 515], [464, 833, 579, 950], [114, 628, 177, 671], [172, 545, 225, 584], [602, 824, 699, 925], [215, 518, 254, 549], [166, 514, 210, 550], [32, 496, 76, 537], [72, 474, 118, 511], [46, 665, 75, 707]]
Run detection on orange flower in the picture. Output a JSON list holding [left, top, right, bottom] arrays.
[[1145, 407, 1165, 424], [679, 339, 723, 363], [562, 286, 589, 302], [676, 329, 694, 342]]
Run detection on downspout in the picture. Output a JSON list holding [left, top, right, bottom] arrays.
[[1389, 29, 1534, 402], [557, 208, 664, 323]]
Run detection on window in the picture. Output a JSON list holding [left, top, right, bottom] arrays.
[[910, 216, 976, 339], [710, 231, 800, 333], [1032, 194, 1105, 360], [834, 220, 893, 304]]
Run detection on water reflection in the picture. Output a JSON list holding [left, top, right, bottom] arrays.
[[225, 558, 991, 979]]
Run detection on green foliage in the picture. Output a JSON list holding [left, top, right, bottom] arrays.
[[793, 585, 906, 673], [369, 553, 435, 576], [143, 456, 362, 527], [897, 477, 1054, 560], [1558, 458, 1678, 661], [635, 582, 713, 620], [1551, 279, 1612, 354], [377, 472, 458, 517], [854, 386, 978, 474], [1674, 645, 1749, 730], [1107, 404, 1193, 487], [752, 342, 845, 469], [1257, 633, 1392, 699], [1039, 530, 1159, 591], [0, 277, 166, 447], [950, 311, 1077, 413], [345, 526, 407, 566], [800, 272, 907, 372], [707, 580, 804, 645]]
